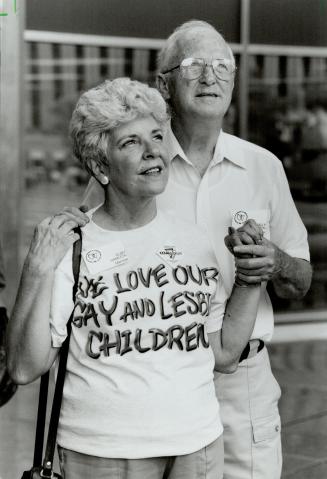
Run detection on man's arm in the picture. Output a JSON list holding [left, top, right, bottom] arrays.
[[272, 250, 312, 298], [225, 220, 312, 299], [233, 241, 312, 299]]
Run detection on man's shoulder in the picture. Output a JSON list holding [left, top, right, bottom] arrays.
[[222, 132, 281, 168]]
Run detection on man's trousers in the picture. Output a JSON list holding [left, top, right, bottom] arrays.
[[215, 347, 282, 479]]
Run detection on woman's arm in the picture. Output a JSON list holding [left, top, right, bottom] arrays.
[[7, 212, 88, 384], [7, 261, 60, 384], [208, 222, 262, 373], [208, 282, 261, 374]]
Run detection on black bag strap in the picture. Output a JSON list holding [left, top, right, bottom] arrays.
[[32, 229, 82, 474], [32, 369, 49, 467]]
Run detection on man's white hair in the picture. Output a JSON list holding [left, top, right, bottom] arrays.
[[70, 78, 169, 175], [157, 20, 235, 73]]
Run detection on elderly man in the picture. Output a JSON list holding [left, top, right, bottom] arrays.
[[81, 20, 312, 479]]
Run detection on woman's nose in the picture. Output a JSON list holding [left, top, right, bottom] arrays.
[[143, 142, 160, 159]]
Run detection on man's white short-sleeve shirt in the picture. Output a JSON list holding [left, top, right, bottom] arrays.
[[157, 128, 310, 341]]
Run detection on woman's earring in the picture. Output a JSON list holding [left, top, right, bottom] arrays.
[[102, 175, 109, 185]]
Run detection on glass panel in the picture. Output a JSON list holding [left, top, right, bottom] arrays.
[[23, 44, 160, 263], [248, 54, 327, 312]]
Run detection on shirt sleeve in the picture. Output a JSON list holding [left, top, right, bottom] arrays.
[[270, 159, 310, 261], [205, 272, 228, 334], [49, 249, 75, 347]]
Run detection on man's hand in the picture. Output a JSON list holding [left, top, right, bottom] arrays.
[[233, 238, 282, 284], [224, 219, 263, 257], [225, 219, 267, 286], [225, 219, 312, 296]]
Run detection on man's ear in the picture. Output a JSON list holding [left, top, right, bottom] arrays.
[[87, 159, 109, 185], [156, 74, 171, 101]]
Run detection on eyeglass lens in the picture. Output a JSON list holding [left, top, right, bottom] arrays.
[[181, 59, 234, 80]]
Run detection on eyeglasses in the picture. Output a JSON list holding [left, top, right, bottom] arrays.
[[162, 57, 236, 81]]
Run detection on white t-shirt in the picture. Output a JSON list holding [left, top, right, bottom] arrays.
[[50, 210, 228, 458], [84, 128, 310, 342]]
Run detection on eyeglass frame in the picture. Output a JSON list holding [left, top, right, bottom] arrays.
[[161, 57, 237, 81]]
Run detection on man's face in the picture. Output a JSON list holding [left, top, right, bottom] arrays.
[[164, 29, 235, 121]]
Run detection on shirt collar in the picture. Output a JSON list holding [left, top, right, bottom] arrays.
[[165, 125, 190, 165], [215, 131, 247, 169], [166, 125, 246, 169]]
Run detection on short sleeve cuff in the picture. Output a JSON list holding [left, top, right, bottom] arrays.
[[285, 248, 310, 262], [50, 323, 67, 348]]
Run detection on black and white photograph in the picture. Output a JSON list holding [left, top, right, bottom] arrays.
[[0, 1, 326, 478]]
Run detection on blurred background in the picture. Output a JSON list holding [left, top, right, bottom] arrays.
[[2, 0, 327, 316], [0, 1, 327, 478]]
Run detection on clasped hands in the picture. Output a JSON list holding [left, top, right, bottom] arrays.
[[224, 219, 282, 286]]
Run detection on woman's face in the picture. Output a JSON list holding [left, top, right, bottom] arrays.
[[107, 115, 169, 199]]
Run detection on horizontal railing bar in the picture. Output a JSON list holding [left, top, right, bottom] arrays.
[[247, 44, 327, 57], [272, 321, 327, 343], [249, 78, 327, 86], [24, 30, 165, 48], [24, 31, 327, 58], [27, 58, 126, 66], [24, 30, 243, 53], [275, 310, 327, 324]]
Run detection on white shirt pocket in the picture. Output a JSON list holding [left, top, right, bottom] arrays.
[[230, 209, 271, 240]]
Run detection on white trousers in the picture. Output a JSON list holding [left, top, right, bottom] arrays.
[[215, 347, 282, 479]]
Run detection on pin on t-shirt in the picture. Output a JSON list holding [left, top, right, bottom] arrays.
[[157, 242, 184, 266], [82, 241, 129, 274]]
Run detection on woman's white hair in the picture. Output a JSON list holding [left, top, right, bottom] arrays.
[[69, 77, 169, 174], [157, 20, 235, 73]]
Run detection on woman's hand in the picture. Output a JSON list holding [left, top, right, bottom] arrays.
[[224, 219, 263, 256], [26, 209, 89, 274], [224, 219, 263, 286]]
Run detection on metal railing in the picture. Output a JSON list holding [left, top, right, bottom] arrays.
[[24, 30, 327, 133]]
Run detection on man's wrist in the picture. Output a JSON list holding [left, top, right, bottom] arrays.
[[272, 247, 287, 280]]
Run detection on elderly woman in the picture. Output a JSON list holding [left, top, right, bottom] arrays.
[[7, 78, 261, 479]]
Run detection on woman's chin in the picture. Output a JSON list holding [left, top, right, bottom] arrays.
[[140, 184, 167, 198], [138, 176, 168, 197]]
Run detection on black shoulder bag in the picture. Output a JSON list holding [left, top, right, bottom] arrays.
[[21, 231, 82, 479]]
